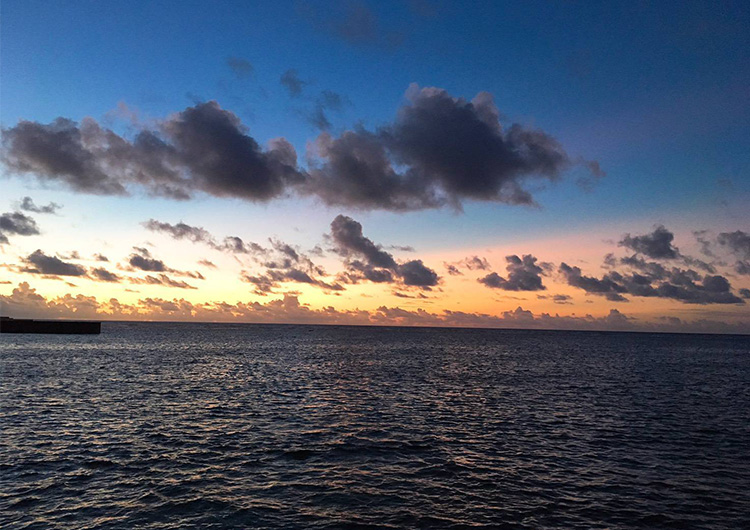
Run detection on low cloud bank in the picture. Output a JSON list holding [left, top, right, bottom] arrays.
[[2, 282, 746, 334]]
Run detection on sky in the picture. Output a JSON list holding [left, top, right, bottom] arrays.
[[1, 0, 749, 333]]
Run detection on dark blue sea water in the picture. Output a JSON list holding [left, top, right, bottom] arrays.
[[1, 323, 749, 529]]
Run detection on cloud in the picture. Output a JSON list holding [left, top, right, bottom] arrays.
[[307, 90, 348, 130], [619, 225, 680, 259], [559, 262, 744, 304], [90, 267, 121, 282], [3, 87, 597, 212], [226, 57, 253, 79], [551, 294, 573, 304], [300, 0, 404, 50], [694, 230, 715, 257], [443, 255, 491, 276], [0, 211, 40, 244], [560, 263, 638, 302], [280, 69, 306, 97], [198, 259, 217, 268], [1, 117, 126, 195], [388, 244, 414, 252], [3, 282, 747, 334], [735, 261, 750, 275], [2, 101, 304, 201], [398, 259, 439, 287], [242, 267, 343, 295], [143, 219, 267, 256], [718, 230, 750, 259], [142, 219, 214, 244], [130, 274, 197, 289], [330, 214, 397, 268], [478, 255, 546, 291], [128, 247, 168, 272], [94, 253, 109, 262], [238, 236, 341, 295], [22, 249, 86, 276], [306, 85, 597, 210], [681, 255, 716, 273], [19, 196, 61, 214], [462, 256, 491, 271], [219, 236, 266, 255], [444, 263, 462, 276], [329, 214, 439, 288], [714, 230, 750, 275], [143, 217, 336, 294]]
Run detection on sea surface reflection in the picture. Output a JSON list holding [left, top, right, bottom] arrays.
[[2, 323, 749, 528]]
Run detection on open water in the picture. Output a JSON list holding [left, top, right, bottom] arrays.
[[1, 323, 749, 529]]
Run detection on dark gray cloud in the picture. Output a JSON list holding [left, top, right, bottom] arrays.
[[681, 255, 716, 273], [553, 294, 572, 304], [299, 0, 404, 50], [280, 69, 306, 97], [444, 263, 462, 276], [91, 267, 121, 282], [2, 101, 304, 202], [559, 263, 632, 302], [308, 90, 348, 130], [602, 252, 618, 268], [620, 237, 717, 275], [538, 293, 573, 304], [19, 196, 61, 214], [217, 235, 264, 255], [307, 85, 597, 210], [226, 57, 253, 79], [735, 261, 750, 275], [330, 214, 397, 269], [241, 267, 343, 295], [23, 250, 86, 277], [329, 214, 438, 288], [619, 255, 668, 279], [462, 256, 491, 271], [131, 274, 197, 289], [198, 259, 217, 269], [242, 273, 276, 295], [142, 219, 213, 244], [144, 219, 266, 255], [718, 230, 750, 260], [0, 211, 40, 244], [3, 87, 596, 212], [128, 247, 168, 272], [443, 255, 491, 275], [398, 259, 439, 287], [740, 288, 750, 299], [392, 290, 428, 299], [143, 218, 333, 293], [388, 244, 414, 252], [619, 225, 680, 259], [125, 247, 204, 281], [94, 253, 109, 262], [56, 251, 81, 260], [308, 128, 438, 211], [1, 118, 126, 195], [559, 262, 744, 304], [694, 230, 715, 257], [478, 255, 546, 291]]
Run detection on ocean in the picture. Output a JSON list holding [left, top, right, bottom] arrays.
[[1, 323, 749, 529]]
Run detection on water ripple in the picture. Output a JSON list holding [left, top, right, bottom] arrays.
[[2, 324, 749, 529]]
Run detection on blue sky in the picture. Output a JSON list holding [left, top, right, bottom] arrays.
[[1, 0, 749, 331]]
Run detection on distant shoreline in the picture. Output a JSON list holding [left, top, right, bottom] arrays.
[[3, 317, 745, 338]]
